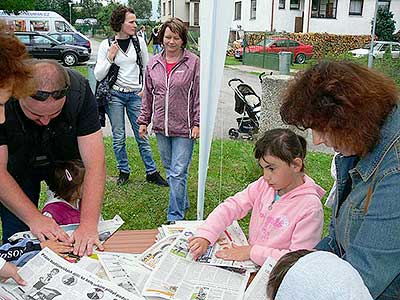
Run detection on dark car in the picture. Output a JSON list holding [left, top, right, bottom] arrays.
[[48, 32, 92, 53], [15, 31, 90, 66], [235, 38, 313, 64]]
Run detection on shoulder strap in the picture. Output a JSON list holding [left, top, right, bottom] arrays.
[[130, 35, 143, 84]]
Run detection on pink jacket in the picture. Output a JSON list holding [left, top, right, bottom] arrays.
[[137, 50, 200, 138], [196, 175, 325, 266]]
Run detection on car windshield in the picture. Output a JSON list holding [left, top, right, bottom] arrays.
[[362, 42, 380, 50], [256, 39, 273, 46]]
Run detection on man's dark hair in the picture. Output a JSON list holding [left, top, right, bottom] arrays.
[[254, 128, 307, 171], [110, 6, 135, 32], [267, 249, 312, 299]]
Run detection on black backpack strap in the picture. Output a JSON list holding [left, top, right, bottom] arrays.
[[130, 35, 143, 84]]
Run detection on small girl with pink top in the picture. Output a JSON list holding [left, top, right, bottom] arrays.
[[189, 128, 325, 266], [43, 160, 85, 225]]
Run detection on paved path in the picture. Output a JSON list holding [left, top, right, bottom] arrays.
[[89, 38, 332, 154]]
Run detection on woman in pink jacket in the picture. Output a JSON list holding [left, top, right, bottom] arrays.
[[138, 18, 200, 223], [189, 128, 324, 266]]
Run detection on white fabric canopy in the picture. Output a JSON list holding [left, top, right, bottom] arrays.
[[197, 0, 235, 220]]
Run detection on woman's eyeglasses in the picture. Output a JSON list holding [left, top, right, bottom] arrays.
[[30, 86, 69, 101]]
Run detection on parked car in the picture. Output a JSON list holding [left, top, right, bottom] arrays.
[[15, 31, 90, 66], [234, 38, 313, 64], [349, 41, 400, 59], [48, 32, 91, 53]]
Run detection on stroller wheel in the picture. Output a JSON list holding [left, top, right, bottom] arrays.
[[228, 128, 239, 139]]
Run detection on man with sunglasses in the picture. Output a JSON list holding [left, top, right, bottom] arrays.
[[0, 60, 105, 257]]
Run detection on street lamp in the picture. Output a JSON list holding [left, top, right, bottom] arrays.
[[368, 0, 379, 69], [68, 2, 73, 25]]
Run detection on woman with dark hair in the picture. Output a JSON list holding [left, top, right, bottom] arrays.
[[94, 6, 167, 186], [280, 60, 400, 299], [138, 18, 200, 223]]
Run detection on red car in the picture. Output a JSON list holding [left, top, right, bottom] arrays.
[[234, 38, 313, 64]]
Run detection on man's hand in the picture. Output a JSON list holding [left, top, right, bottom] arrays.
[[139, 125, 148, 139], [188, 237, 210, 260], [40, 240, 73, 254], [0, 262, 26, 285], [70, 225, 104, 257], [28, 215, 69, 242], [215, 244, 252, 261], [191, 126, 200, 140]]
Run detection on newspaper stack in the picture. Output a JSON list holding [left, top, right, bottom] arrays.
[[8, 214, 125, 243], [156, 220, 204, 240]]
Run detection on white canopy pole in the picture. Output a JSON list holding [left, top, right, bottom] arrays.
[[197, 0, 235, 220]]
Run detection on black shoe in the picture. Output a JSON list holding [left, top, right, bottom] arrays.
[[166, 220, 176, 225], [117, 171, 130, 185], [146, 171, 168, 187]]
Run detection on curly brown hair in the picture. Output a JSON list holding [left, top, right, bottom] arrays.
[[159, 18, 188, 48], [280, 61, 399, 156], [0, 21, 35, 99], [110, 6, 135, 33]]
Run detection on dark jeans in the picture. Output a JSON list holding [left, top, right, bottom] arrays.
[[0, 167, 49, 243]]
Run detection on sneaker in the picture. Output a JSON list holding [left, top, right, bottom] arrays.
[[146, 171, 168, 187], [117, 171, 130, 185]]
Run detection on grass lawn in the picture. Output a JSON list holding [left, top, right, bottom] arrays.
[[225, 56, 242, 65], [36, 137, 332, 237]]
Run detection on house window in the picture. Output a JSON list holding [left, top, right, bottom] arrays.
[[311, 0, 338, 18], [194, 2, 199, 26], [168, 0, 171, 15], [349, 0, 363, 15], [162, 2, 166, 16], [279, 0, 285, 9], [250, 0, 257, 19], [290, 0, 300, 10], [234, 2, 242, 20], [378, 0, 390, 11]]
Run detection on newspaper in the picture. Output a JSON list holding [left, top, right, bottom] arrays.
[[157, 221, 204, 240], [243, 256, 277, 300], [189, 222, 259, 272], [138, 234, 179, 270], [8, 214, 125, 242], [0, 247, 142, 300], [142, 231, 250, 300]]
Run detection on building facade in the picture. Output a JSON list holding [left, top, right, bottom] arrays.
[[160, 0, 200, 30], [231, 0, 400, 35]]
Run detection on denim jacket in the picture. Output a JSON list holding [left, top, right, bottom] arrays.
[[316, 105, 400, 300]]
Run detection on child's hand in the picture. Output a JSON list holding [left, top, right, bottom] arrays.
[[215, 244, 252, 261], [40, 240, 73, 254], [188, 237, 210, 260], [0, 262, 26, 285]]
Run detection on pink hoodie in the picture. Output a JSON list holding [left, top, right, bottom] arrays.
[[196, 175, 325, 266]]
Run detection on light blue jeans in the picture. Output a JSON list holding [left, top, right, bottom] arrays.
[[106, 90, 157, 175], [156, 133, 194, 221], [153, 44, 162, 55]]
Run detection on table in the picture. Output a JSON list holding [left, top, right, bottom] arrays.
[[103, 229, 158, 254]]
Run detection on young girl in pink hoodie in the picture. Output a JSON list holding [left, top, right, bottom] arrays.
[[189, 128, 325, 266]]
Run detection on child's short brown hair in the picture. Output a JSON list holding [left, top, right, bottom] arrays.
[[267, 249, 312, 299], [47, 160, 85, 202]]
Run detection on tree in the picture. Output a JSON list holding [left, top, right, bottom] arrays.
[[75, 0, 102, 20], [128, 0, 152, 19], [96, 2, 119, 35], [374, 7, 396, 41], [35, 0, 71, 21], [0, 0, 35, 13]]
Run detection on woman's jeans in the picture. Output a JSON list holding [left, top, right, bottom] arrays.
[[106, 90, 157, 175], [156, 134, 194, 221], [153, 44, 162, 55]]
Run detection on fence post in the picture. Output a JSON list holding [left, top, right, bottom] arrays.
[[87, 63, 96, 94]]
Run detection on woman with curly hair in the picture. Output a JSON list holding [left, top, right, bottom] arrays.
[[94, 6, 167, 186], [280, 60, 400, 300], [0, 21, 35, 123]]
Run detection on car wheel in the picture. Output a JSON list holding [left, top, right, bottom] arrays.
[[62, 52, 78, 66], [295, 53, 306, 64]]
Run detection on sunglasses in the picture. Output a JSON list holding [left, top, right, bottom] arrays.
[[30, 86, 69, 101]]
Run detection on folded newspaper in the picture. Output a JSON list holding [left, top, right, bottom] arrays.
[[0, 247, 142, 300], [8, 214, 124, 243], [244, 256, 277, 300], [142, 230, 250, 300]]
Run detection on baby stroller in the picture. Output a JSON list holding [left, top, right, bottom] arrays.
[[227, 74, 263, 139]]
